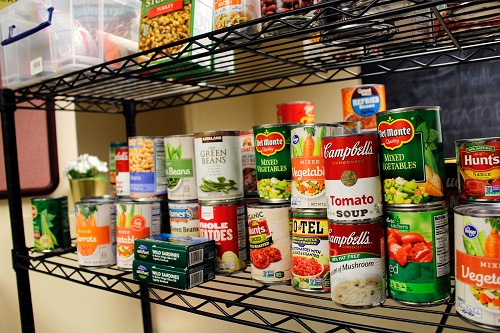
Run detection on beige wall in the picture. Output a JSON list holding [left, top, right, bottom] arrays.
[[0, 79, 357, 333]]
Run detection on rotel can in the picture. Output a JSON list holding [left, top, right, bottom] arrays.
[[168, 200, 200, 237], [322, 133, 383, 221], [455, 137, 500, 201], [199, 199, 247, 274], [329, 220, 386, 308], [386, 204, 451, 305], [277, 101, 315, 124], [164, 134, 197, 200], [115, 143, 130, 196], [377, 106, 446, 206], [342, 84, 386, 131], [31, 196, 71, 252]]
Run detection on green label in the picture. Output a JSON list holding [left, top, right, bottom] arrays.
[[166, 158, 194, 179], [32, 197, 71, 251]]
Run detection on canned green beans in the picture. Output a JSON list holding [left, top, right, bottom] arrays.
[[31, 196, 71, 252]]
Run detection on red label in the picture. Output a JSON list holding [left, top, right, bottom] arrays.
[[277, 102, 315, 124], [328, 222, 384, 257], [459, 145, 500, 172], [115, 147, 129, 172], [378, 118, 414, 150], [255, 131, 286, 157], [147, 0, 184, 18]]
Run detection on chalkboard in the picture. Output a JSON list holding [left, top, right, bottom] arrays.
[[363, 57, 500, 158]]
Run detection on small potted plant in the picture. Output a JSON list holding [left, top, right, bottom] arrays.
[[64, 154, 108, 202]]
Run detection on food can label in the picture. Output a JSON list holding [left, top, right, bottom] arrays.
[[115, 146, 130, 196], [75, 202, 117, 267], [291, 210, 330, 292], [129, 137, 167, 198], [168, 201, 200, 237], [109, 142, 126, 190], [277, 102, 315, 124], [454, 206, 500, 328], [31, 196, 71, 252], [253, 124, 295, 202], [322, 133, 383, 221], [329, 221, 386, 307], [199, 201, 247, 273], [247, 203, 292, 284], [240, 130, 257, 196], [213, 0, 261, 34], [116, 201, 161, 270], [342, 85, 386, 130], [377, 107, 445, 205], [194, 131, 243, 200], [386, 207, 451, 304], [455, 138, 500, 200], [164, 135, 198, 200]]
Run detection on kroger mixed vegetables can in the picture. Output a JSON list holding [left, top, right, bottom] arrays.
[[454, 204, 500, 329], [291, 209, 330, 292], [455, 137, 500, 201], [377, 106, 445, 206], [164, 134, 197, 200], [253, 123, 298, 202], [31, 196, 71, 252], [75, 200, 117, 268], [277, 101, 315, 124], [386, 204, 451, 305], [168, 200, 200, 237]]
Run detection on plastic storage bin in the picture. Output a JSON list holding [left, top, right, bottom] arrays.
[[0, 0, 140, 89]]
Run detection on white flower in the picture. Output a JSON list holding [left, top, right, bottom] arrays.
[[64, 154, 108, 179]]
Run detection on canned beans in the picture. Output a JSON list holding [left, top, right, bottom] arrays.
[[129, 137, 155, 172]]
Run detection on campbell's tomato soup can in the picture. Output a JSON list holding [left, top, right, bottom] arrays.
[[116, 199, 162, 270], [164, 134, 197, 200], [240, 130, 257, 196], [115, 144, 130, 196], [322, 133, 383, 221], [128, 136, 167, 198], [277, 101, 315, 124], [247, 202, 292, 284], [386, 204, 451, 305], [75, 200, 117, 268], [199, 199, 247, 274], [377, 106, 446, 206], [194, 130, 243, 200], [455, 137, 500, 201], [342, 84, 386, 131], [329, 220, 386, 308], [253, 123, 298, 203], [291, 209, 330, 292], [168, 200, 199, 237], [454, 204, 500, 329]]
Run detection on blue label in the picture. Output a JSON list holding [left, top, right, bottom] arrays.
[[463, 224, 478, 239], [351, 95, 381, 117], [130, 172, 155, 192]]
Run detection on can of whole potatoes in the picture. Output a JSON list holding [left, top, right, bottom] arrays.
[[291, 209, 330, 292], [253, 123, 298, 202], [128, 136, 167, 198], [277, 101, 315, 124], [194, 130, 243, 200], [455, 137, 500, 201], [342, 84, 386, 131], [322, 132, 383, 221], [164, 134, 198, 200], [454, 204, 500, 329], [328, 219, 386, 308], [377, 106, 446, 206], [168, 200, 200, 237], [31, 196, 72, 252], [75, 199, 117, 268], [247, 202, 292, 284], [114, 143, 130, 196], [386, 203, 451, 306], [199, 199, 247, 274], [240, 130, 257, 197], [116, 198, 162, 270]]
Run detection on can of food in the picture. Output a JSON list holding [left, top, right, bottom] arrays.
[[240, 130, 257, 197], [291, 209, 330, 292], [164, 134, 197, 201], [277, 102, 315, 124], [329, 219, 386, 308], [116, 198, 162, 270], [109, 142, 126, 193], [331, 121, 363, 135], [194, 130, 243, 200], [247, 202, 292, 284], [454, 204, 500, 328], [31, 196, 72, 252], [168, 200, 199, 237], [386, 204, 451, 305], [115, 143, 130, 196], [75, 199, 117, 268], [442, 2, 500, 41], [322, 133, 383, 221], [253, 123, 298, 202], [213, 0, 261, 35], [342, 84, 386, 131], [128, 136, 167, 198], [377, 106, 446, 206], [455, 137, 500, 201], [199, 199, 247, 274], [445, 158, 458, 276]]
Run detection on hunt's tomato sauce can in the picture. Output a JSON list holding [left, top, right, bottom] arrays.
[[454, 204, 500, 329], [277, 101, 315, 124], [322, 133, 383, 221], [247, 202, 292, 284], [455, 137, 500, 201]]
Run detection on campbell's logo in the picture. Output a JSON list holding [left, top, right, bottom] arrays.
[[378, 117, 414, 150], [329, 231, 371, 247], [323, 140, 374, 160], [255, 131, 285, 157]]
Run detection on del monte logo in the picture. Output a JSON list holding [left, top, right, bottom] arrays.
[[255, 130, 285, 157], [377, 117, 414, 150]]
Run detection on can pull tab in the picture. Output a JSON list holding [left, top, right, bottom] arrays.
[[1, 7, 54, 46]]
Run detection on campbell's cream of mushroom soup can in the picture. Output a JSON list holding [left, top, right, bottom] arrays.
[[164, 134, 198, 200]]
